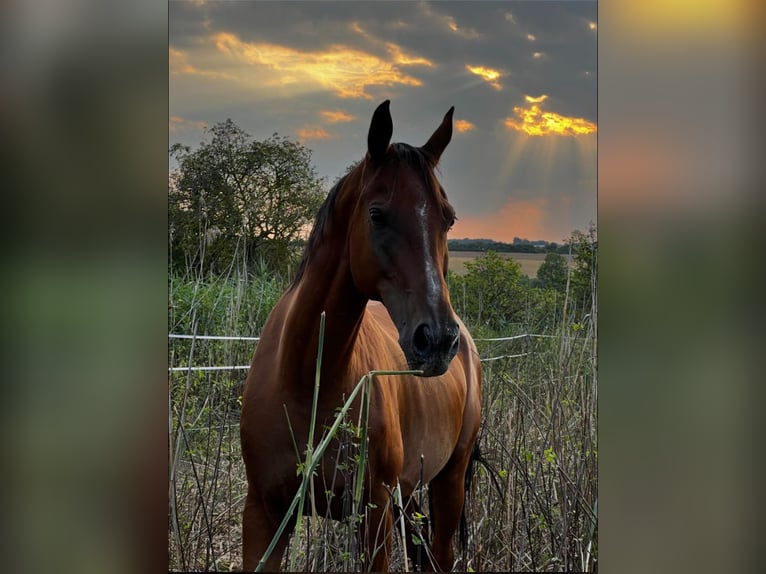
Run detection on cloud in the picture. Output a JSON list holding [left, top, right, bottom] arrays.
[[504, 95, 597, 136], [169, 47, 233, 80], [169, 115, 207, 132], [466, 65, 504, 90], [385, 42, 433, 67], [350, 22, 433, 67], [454, 119, 475, 133], [210, 32, 431, 99], [297, 126, 333, 141], [320, 110, 357, 124], [420, 2, 482, 39]]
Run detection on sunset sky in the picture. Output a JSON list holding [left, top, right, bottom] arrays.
[[169, 1, 597, 243]]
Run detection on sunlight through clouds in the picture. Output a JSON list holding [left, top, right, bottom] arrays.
[[169, 47, 233, 80], [210, 32, 432, 99], [453, 197, 552, 243], [504, 95, 596, 136], [421, 2, 482, 39], [466, 65, 504, 90]]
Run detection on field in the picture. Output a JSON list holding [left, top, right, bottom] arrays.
[[449, 251, 572, 277], [168, 269, 597, 572]]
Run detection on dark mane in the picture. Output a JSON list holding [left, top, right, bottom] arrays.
[[290, 143, 454, 289], [290, 174, 346, 288]]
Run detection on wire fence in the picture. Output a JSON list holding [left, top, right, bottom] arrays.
[[167, 332, 560, 372], [168, 323, 597, 571]]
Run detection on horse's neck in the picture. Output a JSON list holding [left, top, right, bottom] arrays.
[[282, 246, 367, 388]]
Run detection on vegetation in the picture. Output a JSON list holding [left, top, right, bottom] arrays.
[[536, 252, 569, 292], [167, 225, 597, 571], [448, 237, 568, 254], [167, 118, 597, 573], [169, 120, 326, 276]]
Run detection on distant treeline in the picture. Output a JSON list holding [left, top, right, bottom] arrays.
[[447, 238, 571, 254]]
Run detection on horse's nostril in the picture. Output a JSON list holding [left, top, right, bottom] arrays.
[[413, 324, 432, 357]]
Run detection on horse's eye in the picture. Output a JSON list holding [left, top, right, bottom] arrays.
[[369, 206, 387, 227], [447, 216, 457, 231]]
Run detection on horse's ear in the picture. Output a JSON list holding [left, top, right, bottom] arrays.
[[367, 100, 393, 163], [422, 106, 454, 164]]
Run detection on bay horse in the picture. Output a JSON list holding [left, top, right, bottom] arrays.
[[240, 101, 482, 572]]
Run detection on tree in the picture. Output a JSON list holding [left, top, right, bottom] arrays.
[[454, 251, 526, 331], [536, 252, 568, 292], [565, 224, 597, 316], [169, 119, 326, 275]]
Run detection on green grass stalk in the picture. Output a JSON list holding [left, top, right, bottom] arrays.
[[288, 311, 326, 571], [255, 364, 422, 571]]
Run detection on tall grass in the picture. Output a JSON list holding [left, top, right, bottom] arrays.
[[168, 270, 597, 571]]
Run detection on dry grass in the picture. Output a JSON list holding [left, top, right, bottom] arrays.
[[168, 338, 596, 572], [168, 273, 597, 572]]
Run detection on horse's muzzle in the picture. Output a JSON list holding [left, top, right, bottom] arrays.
[[406, 320, 460, 377]]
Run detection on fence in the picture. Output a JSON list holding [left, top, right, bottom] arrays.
[[167, 332, 562, 372], [168, 327, 597, 571]]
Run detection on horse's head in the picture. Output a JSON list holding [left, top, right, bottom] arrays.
[[349, 101, 460, 377]]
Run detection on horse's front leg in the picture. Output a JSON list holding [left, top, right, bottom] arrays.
[[427, 456, 472, 572], [359, 483, 395, 572], [242, 488, 291, 572]]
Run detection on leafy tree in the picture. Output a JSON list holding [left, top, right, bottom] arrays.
[[452, 251, 526, 331], [564, 224, 597, 316], [169, 119, 326, 275], [536, 252, 568, 292]]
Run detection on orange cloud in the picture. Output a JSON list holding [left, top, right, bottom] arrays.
[[466, 65, 504, 90], [297, 126, 332, 141], [504, 95, 597, 136], [445, 16, 481, 39], [454, 119, 475, 133], [210, 32, 431, 99], [169, 47, 232, 80], [452, 198, 552, 243], [350, 22, 433, 67], [169, 115, 207, 132], [421, 3, 482, 38], [385, 42, 433, 67], [320, 110, 356, 124]]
